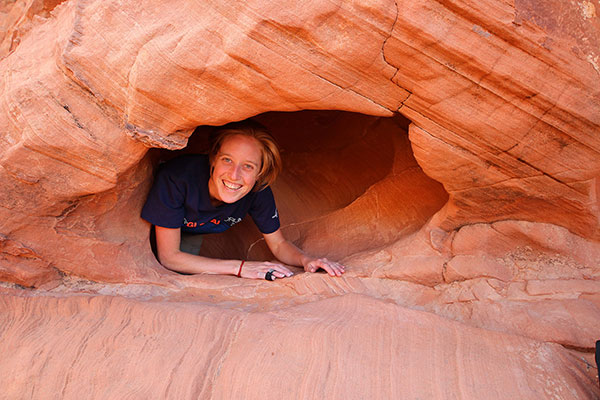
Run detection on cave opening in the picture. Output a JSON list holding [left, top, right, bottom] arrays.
[[150, 110, 449, 264]]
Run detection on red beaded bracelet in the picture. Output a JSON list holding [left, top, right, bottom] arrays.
[[237, 260, 245, 277]]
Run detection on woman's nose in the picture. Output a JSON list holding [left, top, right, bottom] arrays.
[[229, 164, 241, 179]]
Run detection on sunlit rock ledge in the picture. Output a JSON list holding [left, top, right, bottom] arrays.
[[1, 0, 599, 398]]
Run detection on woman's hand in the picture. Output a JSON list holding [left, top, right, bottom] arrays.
[[240, 261, 294, 280], [303, 257, 345, 277], [263, 229, 346, 278]]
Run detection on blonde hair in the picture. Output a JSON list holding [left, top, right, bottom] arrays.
[[209, 120, 282, 191]]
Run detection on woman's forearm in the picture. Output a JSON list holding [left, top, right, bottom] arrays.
[[155, 226, 240, 275], [159, 248, 294, 279], [154, 226, 293, 279], [159, 250, 241, 275], [263, 229, 345, 277], [268, 239, 310, 267]]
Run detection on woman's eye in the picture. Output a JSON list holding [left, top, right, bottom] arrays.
[[243, 164, 254, 171], [221, 157, 231, 163]]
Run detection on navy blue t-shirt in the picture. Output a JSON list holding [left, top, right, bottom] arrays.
[[141, 154, 280, 235]]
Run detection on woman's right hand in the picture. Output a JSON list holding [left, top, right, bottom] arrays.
[[239, 261, 294, 280]]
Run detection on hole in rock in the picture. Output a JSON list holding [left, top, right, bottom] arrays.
[[151, 110, 449, 263]]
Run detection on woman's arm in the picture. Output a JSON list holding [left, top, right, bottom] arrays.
[[155, 226, 294, 279], [263, 229, 345, 277]]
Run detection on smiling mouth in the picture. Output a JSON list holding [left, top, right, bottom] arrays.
[[223, 180, 242, 191]]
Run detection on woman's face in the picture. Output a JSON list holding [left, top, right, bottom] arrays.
[[208, 134, 262, 204]]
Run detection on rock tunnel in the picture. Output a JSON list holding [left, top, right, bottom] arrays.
[[1, 0, 600, 398], [166, 110, 449, 265]]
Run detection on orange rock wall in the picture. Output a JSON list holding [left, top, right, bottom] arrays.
[[195, 111, 449, 263], [1, 0, 598, 287], [1, 289, 598, 399], [1, 0, 600, 397]]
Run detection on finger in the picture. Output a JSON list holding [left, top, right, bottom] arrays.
[[327, 259, 346, 274], [326, 259, 345, 272], [327, 263, 343, 277], [264, 269, 276, 281], [269, 269, 286, 279], [312, 260, 338, 277], [263, 267, 292, 280], [265, 263, 294, 277], [317, 258, 342, 274], [306, 261, 322, 273], [274, 269, 293, 278], [324, 261, 345, 276]]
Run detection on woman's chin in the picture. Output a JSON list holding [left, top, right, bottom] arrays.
[[219, 188, 248, 203]]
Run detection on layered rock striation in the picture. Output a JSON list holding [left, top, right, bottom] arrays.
[[2, 288, 598, 399], [1, 0, 599, 398]]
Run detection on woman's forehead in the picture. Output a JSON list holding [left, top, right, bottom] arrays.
[[219, 134, 262, 162]]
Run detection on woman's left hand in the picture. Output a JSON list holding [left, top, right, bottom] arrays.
[[303, 257, 345, 277]]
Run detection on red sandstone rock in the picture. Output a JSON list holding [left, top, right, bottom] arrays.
[[1, 0, 599, 396], [1, 289, 598, 399], [1, 0, 598, 286]]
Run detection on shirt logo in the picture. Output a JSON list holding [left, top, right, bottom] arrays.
[[184, 217, 219, 228], [272, 209, 278, 219], [224, 217, 242, 226], [183, 218, 200, 228]]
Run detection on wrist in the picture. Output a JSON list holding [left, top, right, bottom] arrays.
[[300, 254, 312, 268], [236, 260, 245, 277]]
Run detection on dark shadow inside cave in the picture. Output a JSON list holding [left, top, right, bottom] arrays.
[[148, 110, 449, 263]]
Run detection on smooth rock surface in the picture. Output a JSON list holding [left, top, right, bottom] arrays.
[[1, 0, 599, 397], [1, 288, 598, 400], [0, 0, 598, 286]]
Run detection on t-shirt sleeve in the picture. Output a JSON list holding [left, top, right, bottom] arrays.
[[141, 166, 185, 228], [248, 187, 280, 234]]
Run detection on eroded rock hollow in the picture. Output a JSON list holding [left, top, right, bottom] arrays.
[[194, 111, 448, 264], [1, 0, 599, 398]]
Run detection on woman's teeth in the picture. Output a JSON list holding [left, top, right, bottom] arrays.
[[223, 180, 242, 190]]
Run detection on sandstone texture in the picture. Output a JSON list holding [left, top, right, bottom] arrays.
[[1, 288, 598, 399], [1, 0, 599, 398]]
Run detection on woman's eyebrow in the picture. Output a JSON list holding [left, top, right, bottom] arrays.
[[243, 160, 259, 167], [220, 152, 259, 166]]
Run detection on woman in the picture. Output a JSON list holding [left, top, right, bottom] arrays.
[[141, 120, 345, 280]]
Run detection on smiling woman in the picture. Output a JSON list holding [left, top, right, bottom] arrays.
[[141, 119, 345, 280], [207, 124, 280, 204], [209, 135, 260, 203]]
